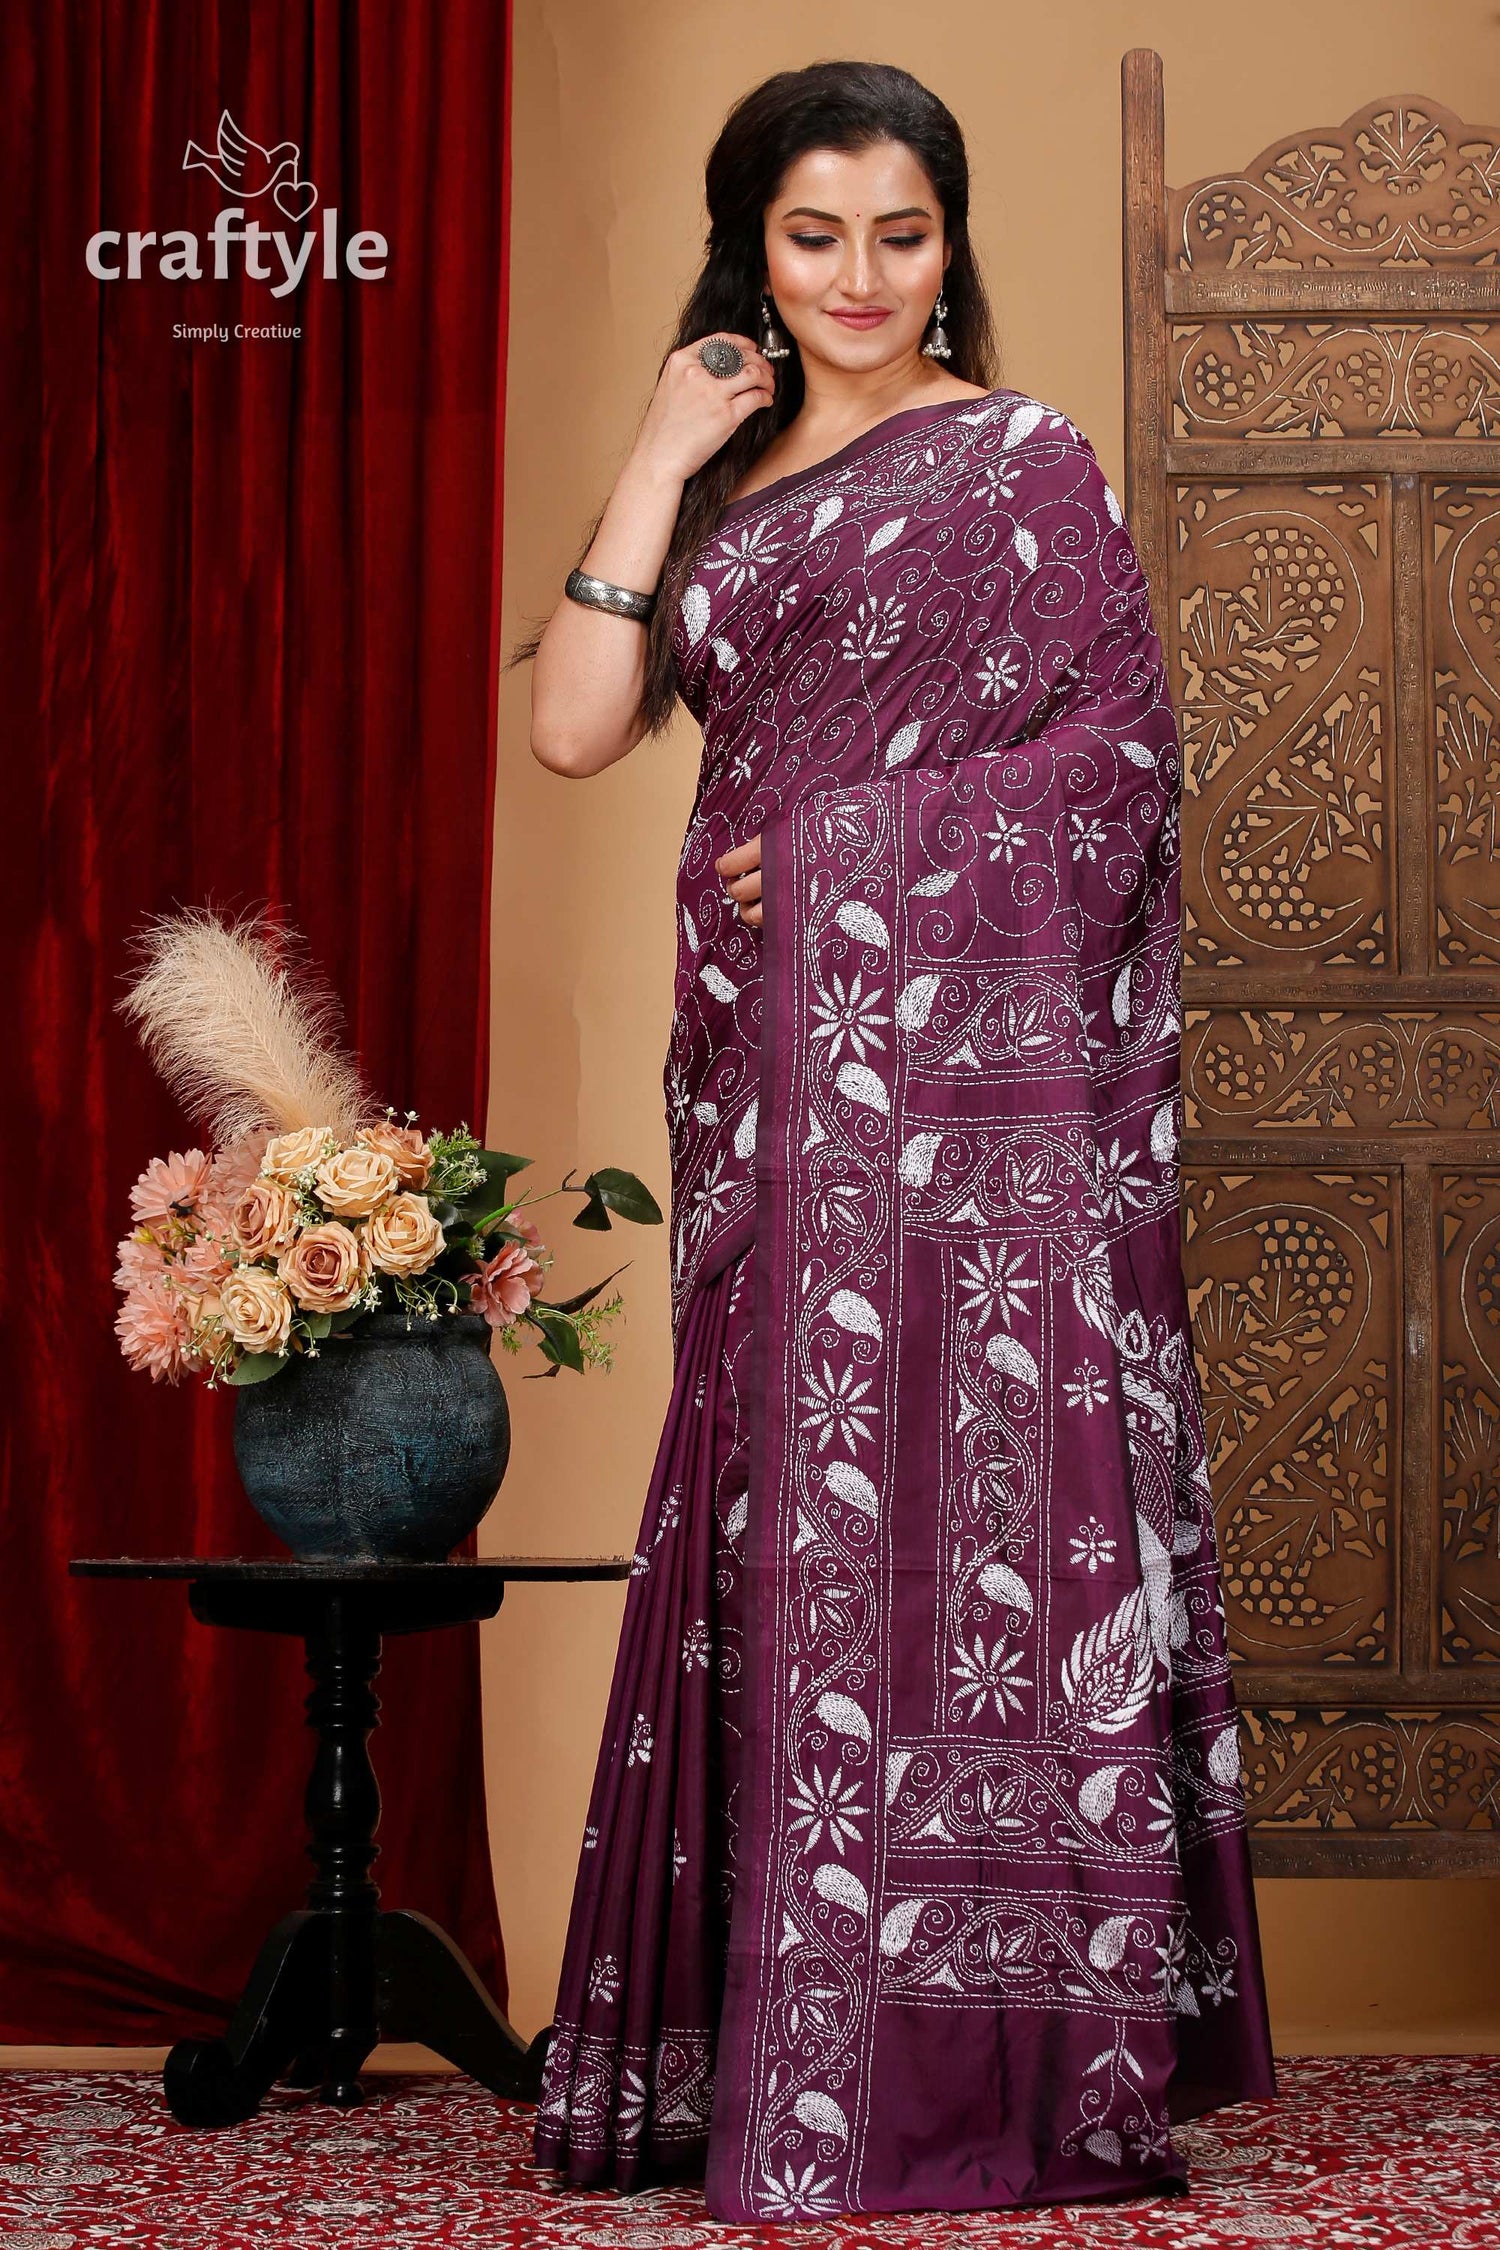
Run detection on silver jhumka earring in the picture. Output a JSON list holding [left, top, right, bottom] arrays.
[[759, 290, 791, 361], [921, 288, 952, 360]]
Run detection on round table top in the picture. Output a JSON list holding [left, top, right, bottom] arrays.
[[69, 1555, 634, 1583]]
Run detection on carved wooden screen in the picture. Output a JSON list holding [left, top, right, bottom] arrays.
[[1123, 50, 1500, 1872]]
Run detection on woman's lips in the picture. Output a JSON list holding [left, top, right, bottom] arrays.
[[826, 308, 892, 329]]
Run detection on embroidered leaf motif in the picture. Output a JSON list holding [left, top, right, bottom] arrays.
[[811, 1863, 868, 1917], [699, 963, 739, 1003], [1078, 1763, 1127, 1825], [1121, 737, 1156, 768], [1111, 964, 1135, 1026], [682, 903, 700, 953], [1207, 1723, 1243, 1788], [816, 1691, 872, 1747], [1085, 2129, 1124, 2166], [886, 1748, 914, 1805], [867, 515, 908, 555], [986, 1331, 1040, 1390], [1087, 1913, 1135, 1970], [1149, 1099, 1178, 1165], [1002, 401, 1047, 449], [824, 1458, 880, 1519], [879, 1899, 926, 1957], [898, 1131, 942, 1187], [733, 1097, 759, 1159], [885, 721, 923, 768], [1013, 526, 1039, 573], [1060, 1584, 1156, 1735], [835, 1060, 888, 1114], [681, 582, 711, 646], [827, 1287, 886, 1332], [809, 495, 844, 538], [710, 635, 739, 672], [836, 900, 890, 949], [977, 1560, 1034, 1623], [896, 974, 940, 1030], [794, 2091, 849, 2140], [910, 867, 958, 896]]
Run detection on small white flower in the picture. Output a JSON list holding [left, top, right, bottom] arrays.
[[951, 1634, 1031, 1721], [787, 1762, 867, 1855], [1068, 1515, 1117, 1574], [703, 519, 786, 595], [955, 1239, 1036, 1329], [1064, 1361, 1110, 1414], [985, 813, 1027, 863], [797, 1357, 878, 1453], [1095, 1136, 1152, 1220], [840, 595, 906, 662], [686, 1151, 736, 1246], [976, 645, 1023, 701], [758, 2159, 843, 2220], [681, 1618, 711, 1670], [1070, 814, 1109, 862], [809, 969, 890, 1065], [627, 1714, 654, 1768], [774, 580, 801, 619]]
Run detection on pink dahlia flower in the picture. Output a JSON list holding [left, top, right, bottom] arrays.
[[115, 1276, 199, 1383], [129, 1148, 214, 1227], [208, 1128, 275, 1207], [468, 1241, 544, 1330], [114, 1233, 168, 1290]]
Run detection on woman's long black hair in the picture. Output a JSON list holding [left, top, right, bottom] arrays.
[[511, 60, 1000, 736]]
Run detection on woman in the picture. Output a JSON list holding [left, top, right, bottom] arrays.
[[522, 58, 1275, 2224]]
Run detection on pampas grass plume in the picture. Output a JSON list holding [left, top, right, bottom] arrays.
[[117, 906, 380, 1148]]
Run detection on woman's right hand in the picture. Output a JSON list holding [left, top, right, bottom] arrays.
[[632, 334, 777, 483]]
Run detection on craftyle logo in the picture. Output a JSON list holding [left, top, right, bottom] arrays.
[[86, 106, 388, 299]]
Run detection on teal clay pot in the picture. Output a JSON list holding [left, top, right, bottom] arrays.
[[231, 1313, 510, 1560]]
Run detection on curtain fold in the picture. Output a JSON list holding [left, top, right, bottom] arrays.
[[0, 0, 513, 2040]]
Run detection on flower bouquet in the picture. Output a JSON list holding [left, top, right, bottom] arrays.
[[112, 907, 661, 1558]]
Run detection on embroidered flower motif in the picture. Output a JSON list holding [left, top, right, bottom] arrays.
[[951, 1634, 1031, 1721], [1065, 1361, 1110, 1413], [840, 595, 906, 661], [955, 1239, 1037, 1329], [774, 581, 800, 619], [797, 1357, 878, 1454], [1200, 1955, 1238, 2006], [681, 1618, 711, 1669], [786, 1763, 866, 1855], [758, 2160, 843, 2220], [686, 1151, 736, 1246], [809, 969, 890, 1065], [976, 645, 1023, 700], [582, 1823, 599, 1850], [671, 1830, 687, 1886], [617, 2068, 649, 2139], [627, 1714, 654, 1769], [1095, 1136, 1152, 1220], [587, 1952, 619, 2003], [1070, 814, 1109, 862], [1152, 1916, 1193, 2009], [653, 1481, 683, 1546], [985, 813, 1027, 862], [704, 519, 786, 595], [1069, 1515, 1117, 1574], [972, 462, 1019, 508]]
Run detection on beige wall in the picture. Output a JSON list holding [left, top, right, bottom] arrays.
[[484, 0, 1500, 2049]]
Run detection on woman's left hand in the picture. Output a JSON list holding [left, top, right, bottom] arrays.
[[716, 834, 762, 927]]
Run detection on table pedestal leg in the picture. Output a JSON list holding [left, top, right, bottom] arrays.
[[163, 1589, 550, 2126]]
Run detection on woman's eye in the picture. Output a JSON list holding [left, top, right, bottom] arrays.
[[789, 232, 836, 249], [883, 234, 928, 250]]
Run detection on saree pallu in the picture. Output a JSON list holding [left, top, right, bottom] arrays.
[[534, 387, 1277, 2222]]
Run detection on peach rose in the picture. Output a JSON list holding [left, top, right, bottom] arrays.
[[263, 1125, 338, 1182], [355, 1120, 433, 1189], [364, 1192, 444, 1277], [278, 1221, 368, 1312], [232, 1177, 302, 1260], [220, 1266, 294, 1354], [315, 1144, 398, 1218]]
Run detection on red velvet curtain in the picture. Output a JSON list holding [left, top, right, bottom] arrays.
[[0, 0, 513, 2039]]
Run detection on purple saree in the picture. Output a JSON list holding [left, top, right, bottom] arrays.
[[533, 387, 1276, 2221]]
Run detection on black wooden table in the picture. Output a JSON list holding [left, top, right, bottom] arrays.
[[69, 1555, 632, 2128]]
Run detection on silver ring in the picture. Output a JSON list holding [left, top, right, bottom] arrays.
[[698, 336, 744, 379]]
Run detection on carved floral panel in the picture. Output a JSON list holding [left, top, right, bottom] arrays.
[[1437, 1171, 1500, 1665], [1433, 483, 1500, 968], [1239, 1707, 1500, 1831], [1171, 322, 1500, 441], [1184, 1010, 1500, 1133]]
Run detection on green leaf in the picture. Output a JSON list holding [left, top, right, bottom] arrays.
[[527, 1304, 585, 1372], [225, 1352, 290, 1387], [300, 1313, 333, 1339], [537, 1261, 630, 1316], [571, 1166, 662, 1229], [327, 1307, 364, 1333]]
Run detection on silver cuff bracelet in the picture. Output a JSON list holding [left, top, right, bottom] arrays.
[[565, 567, 656, 622]]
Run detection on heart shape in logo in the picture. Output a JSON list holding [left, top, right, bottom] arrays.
[[274, 176, 318, 223]]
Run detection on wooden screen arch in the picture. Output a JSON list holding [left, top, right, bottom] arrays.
[[1123, 50, 1500, 1873]]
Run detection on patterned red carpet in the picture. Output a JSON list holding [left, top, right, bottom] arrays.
[[1, 2056, 1496, 2247]]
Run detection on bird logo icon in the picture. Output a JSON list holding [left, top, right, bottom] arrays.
[[182, 111, 319, 224]]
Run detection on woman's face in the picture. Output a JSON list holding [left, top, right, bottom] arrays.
[[763, 138, 950, 377]]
